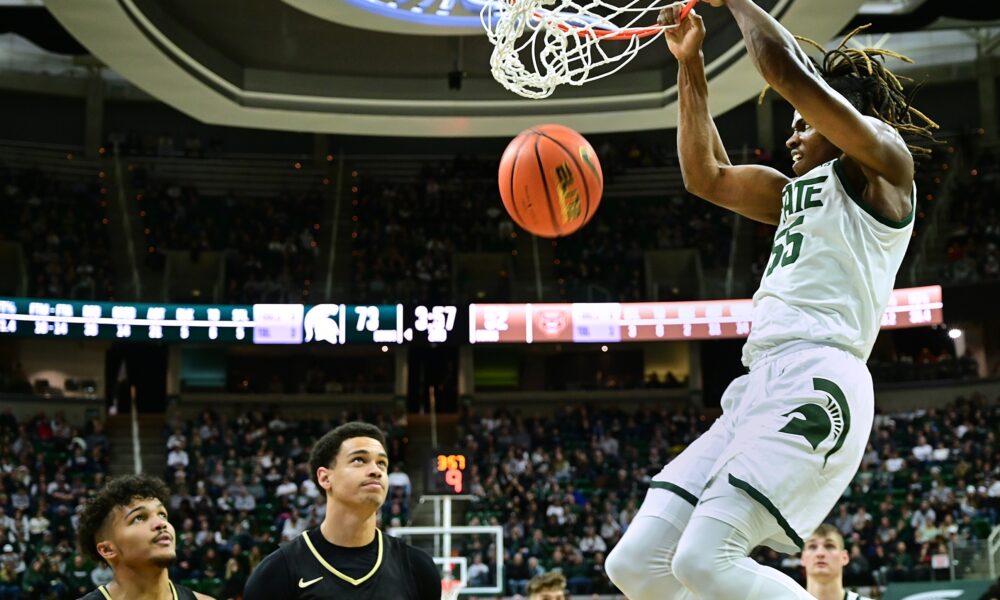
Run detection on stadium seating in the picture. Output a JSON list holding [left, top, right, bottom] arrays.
[[0, 409, 111, 599]]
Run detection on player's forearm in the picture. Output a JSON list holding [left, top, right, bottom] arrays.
[[677, 54, 729, 195], [724, 0, 818, 93]]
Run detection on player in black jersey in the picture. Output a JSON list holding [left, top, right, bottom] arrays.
[[244, 421, 441, 599], [75, 474, 213, 600]]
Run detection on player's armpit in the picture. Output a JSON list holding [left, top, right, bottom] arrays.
[[690, 163, 789, 225], [194, 593, 216, 600]]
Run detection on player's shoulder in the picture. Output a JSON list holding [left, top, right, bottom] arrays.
[[252, 540, 296, 574], [402, 540, 438, 573], [383, 532, 437, 572], [390, 536, 444, 600], [174, 582, 213, 600], [76, 588, 109, 600], [76, 584, 210, 600], [394, 536, 441, 579], [244, 542, 295, 599]]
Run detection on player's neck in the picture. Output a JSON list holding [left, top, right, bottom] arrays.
[[806, 576, 844, 600], [106, 566, 171, 599], [320, 503, 378, 547]]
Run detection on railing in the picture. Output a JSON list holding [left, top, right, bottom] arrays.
[[112, 141, 142, 299], [948, 535, 1000, 581], [989, 525, 1000, 580]]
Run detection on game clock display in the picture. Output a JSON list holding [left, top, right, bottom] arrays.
[[0, 285, 942, 346], [425, 452, 469, 495], [0, 299, 459, 345]]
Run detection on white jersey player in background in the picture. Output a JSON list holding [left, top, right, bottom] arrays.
[[605, 0, 938, 598], [802, 525, 874, 600]]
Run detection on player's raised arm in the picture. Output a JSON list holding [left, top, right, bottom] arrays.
[[661, 2, 789, 225], [720, 0, 914, 187]]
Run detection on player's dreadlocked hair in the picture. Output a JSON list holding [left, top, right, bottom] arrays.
[[760, 24, 939, 156]]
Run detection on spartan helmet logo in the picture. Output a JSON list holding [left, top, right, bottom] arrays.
[[304, 304, 341, 344], [779, 378, 851, 468]]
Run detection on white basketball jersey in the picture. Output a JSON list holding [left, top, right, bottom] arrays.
[[742, 158, 914, 367]]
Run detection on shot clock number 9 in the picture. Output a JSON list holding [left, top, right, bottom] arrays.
[[436, 453, 466, 494]]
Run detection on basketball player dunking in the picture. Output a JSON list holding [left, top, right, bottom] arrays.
[[76, 474, 213, 600], [605, 1, 937, 598], [243, 421, 441, 599]]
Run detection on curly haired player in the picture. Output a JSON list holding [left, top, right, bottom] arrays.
[[76, 474, 213, 600], [605, 1, 937, 599]]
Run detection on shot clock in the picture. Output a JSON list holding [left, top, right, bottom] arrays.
[[426, 450, 470, 495]]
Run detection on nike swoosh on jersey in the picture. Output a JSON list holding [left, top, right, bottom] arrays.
[[298, 576, 324, 588]]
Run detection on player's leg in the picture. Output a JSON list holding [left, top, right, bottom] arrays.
[[604, 493, 694, 600], [672, 483, 814, 599], [672, 345, 874, 599], [606, 376, 747, 600]]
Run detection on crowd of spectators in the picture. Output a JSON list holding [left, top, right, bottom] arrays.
[[130, 171, 323, 304], [868, 348, 980, 385], [2, 394, 1000, 598], [350, 156, 517, 305], [160, 409, 411, 598], [944, 146, 1000, 284], [0, 409, 111, 599], [551, 190, 733, 302], [0, 166, 116, 301], [349, 143, 740, 305], [456, 404, 707, 595], [456, 395, 1000, 596]]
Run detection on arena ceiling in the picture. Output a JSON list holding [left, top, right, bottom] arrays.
[[33, 0, 995, 137]]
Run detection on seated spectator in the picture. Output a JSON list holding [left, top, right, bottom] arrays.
[[387, 463, 412, 500], [912, 435, 933, 462], [467, 553, 490, 588], [507, 551, 530, 596]]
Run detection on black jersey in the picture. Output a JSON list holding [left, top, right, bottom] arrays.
[[77, 580, 198, 600], [244, 527, 440, 600]]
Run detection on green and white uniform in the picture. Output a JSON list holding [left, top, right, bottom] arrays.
[[645, 158, 914, 553], [844, 591, 874, 600], [743, 158, 914, 367]]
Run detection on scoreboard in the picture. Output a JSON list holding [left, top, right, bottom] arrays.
[[468, 286, 944, 343], [0, 299, 458, 345], [0, 285, 942, 346]]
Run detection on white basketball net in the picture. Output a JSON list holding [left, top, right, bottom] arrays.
[[481, 0, 685, 99], [441, 577, 464, 600]]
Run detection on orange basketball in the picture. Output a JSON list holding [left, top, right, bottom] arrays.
[[498, 124, 603, 238]]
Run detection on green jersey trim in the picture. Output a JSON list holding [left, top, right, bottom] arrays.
[[728, 474, 804, 549], [649, 481, 699, 507], [833, 159, 914, 229]]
